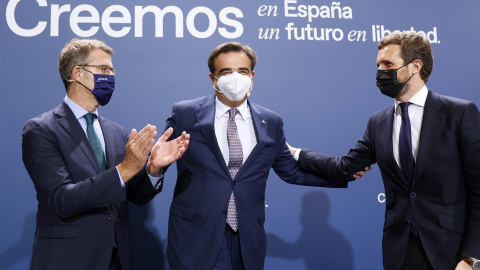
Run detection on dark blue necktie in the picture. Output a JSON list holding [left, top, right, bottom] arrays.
[[399, 102, 415, 183], [84, 113, 106, 171], [399, 103, 418, 237]]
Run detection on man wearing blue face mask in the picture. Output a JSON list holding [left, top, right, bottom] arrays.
[[163, 42, 369, 270], [22, 38, 190, 270], [289, 32, 480, 270]]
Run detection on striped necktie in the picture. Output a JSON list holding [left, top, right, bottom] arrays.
[[226, 109, 242, 231]]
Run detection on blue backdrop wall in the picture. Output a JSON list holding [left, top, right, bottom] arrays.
[[1, 0, 479, 269]]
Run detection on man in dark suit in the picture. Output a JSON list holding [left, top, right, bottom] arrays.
[[22, 38, 189, 270], [163, 42, 367, 270], [289, 32, 480, 270]]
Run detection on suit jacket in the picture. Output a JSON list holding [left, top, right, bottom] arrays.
[[164, 95, 349, 270], [22, 101, 161, 270], [298, 90, 480, 270]]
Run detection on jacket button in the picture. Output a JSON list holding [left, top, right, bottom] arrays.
[[410, 192, 416, 198], [232, 180, 237, 186], [222, 210, 227, 215], [108, 216, 114, 221], [406, 219, 411, 224]]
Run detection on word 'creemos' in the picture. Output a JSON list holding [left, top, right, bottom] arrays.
[[6, 0, 243, 38]]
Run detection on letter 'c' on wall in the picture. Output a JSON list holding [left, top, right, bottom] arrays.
[[7, 0, 48, 37]]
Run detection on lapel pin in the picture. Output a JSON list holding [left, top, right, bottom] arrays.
[[262, 120, 266, 124]]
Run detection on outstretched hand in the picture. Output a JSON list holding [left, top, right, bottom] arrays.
[[353, 166, 372, 179], [286, 141, 371, 180], [147, 127, 190, 174]]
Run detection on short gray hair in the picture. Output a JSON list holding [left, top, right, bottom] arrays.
[[58, 38, 114, 91]]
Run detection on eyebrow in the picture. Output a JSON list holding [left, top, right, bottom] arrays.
[[218, 67, 251, 74], [218, 68, 232, 74], [377, 59, 392, 66]]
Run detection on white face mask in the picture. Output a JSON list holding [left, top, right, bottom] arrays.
[[213, 71, 253, 101]]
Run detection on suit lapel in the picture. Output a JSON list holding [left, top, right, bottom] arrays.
[[414, 91, 445, 183], [98, 115, 116, 169], [234, 101, 267, 180], [194, 96, 230, 177], [377, 105, 411, 187], [55, 101, 102, 173]]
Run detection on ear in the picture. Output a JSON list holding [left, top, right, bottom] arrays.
[[209, 73, 215, 84], [251, 70, 255, 79], [71, 66, 83, 81], [412, 59, 423, 74]]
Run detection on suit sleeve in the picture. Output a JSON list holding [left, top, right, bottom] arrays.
[[272, 115, 350, 187], [102, 120, 163, 205], [23, 119, 132, 220], [298, 117, 376, 180], [125, 170, 162, 205], [458, 102, 480, 257]]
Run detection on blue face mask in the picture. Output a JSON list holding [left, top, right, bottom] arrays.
[[76, 68, 115, 106], [90, 73, 115, 106]]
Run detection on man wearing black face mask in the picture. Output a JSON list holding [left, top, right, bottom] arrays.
[[288, 32, 480, 270], [22, 38, 190, 270]]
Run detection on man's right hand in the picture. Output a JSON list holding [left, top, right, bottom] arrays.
[[117, 124, 157, 183]]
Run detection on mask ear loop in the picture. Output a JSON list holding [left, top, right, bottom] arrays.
[[395, 60, 413, 71], [211, 75, 223, 94], [246, 74, 254, 97], [397, 61, 415, 85], [65, 78, 92, 91], [66, 66, 94, 91]]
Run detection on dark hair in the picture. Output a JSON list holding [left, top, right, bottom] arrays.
[[378, 32, 433, 83], [59, 38, 114, 91], [208, 42, 257, 75]]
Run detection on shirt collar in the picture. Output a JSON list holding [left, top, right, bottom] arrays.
[[395, 85, 428, 113], [215, 96, 249, 120], [64, 95, 99, 120]]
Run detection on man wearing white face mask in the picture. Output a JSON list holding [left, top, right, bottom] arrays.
[[163, 42, 368, 270]]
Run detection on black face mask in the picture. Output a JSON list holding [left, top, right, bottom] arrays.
[[376, 61, 414, 98]]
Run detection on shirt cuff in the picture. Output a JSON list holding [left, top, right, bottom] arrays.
[[148, 174, 163, 190], [115, 166, 126, 188], [294, 148, 302, 161], [146, 166, 164, 190]]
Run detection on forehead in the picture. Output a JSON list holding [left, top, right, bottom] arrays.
[[376, 44, 403, 63], [214, 51, 251, 70], [88, 49, 113, 65]]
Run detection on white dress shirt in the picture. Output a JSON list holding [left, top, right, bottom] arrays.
[[64, 96, 162, 189], [214, 97, 257, 165]]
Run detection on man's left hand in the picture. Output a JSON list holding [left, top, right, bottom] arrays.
[[147, 127, 190, 174]]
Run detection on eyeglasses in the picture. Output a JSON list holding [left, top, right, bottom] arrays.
[[80, 65, 115, 75]]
